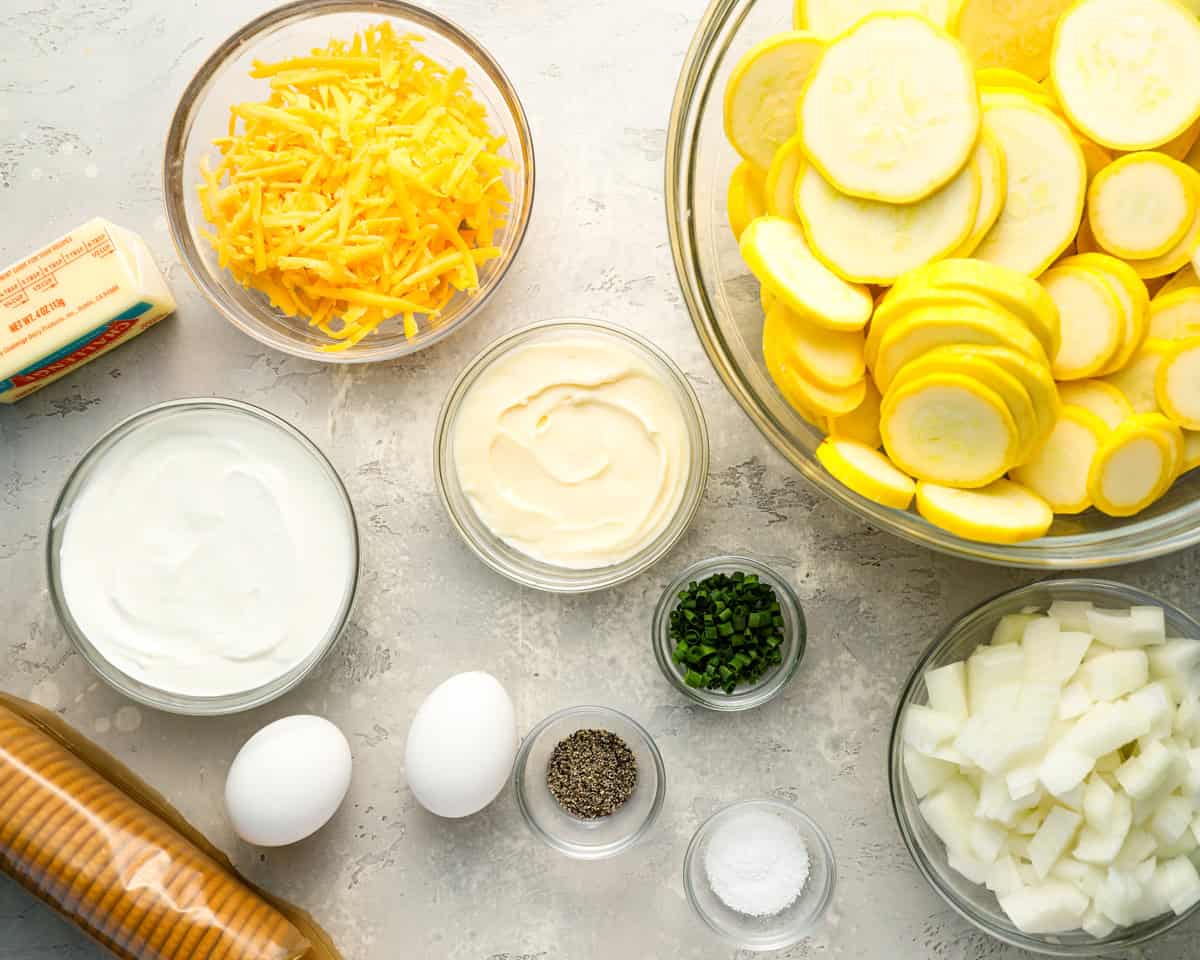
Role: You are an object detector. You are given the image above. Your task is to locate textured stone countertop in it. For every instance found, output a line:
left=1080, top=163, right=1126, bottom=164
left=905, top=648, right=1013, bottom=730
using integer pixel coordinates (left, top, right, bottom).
left=2, top=1, right=1199, bottom=958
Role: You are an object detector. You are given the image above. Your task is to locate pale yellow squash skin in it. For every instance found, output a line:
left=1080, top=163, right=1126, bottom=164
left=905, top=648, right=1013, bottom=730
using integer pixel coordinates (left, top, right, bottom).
left=727, top=161, right=767, bottom=241
left=817, top=438, right=915, bottom=510
left=916, top=479, right=1054, bottom=544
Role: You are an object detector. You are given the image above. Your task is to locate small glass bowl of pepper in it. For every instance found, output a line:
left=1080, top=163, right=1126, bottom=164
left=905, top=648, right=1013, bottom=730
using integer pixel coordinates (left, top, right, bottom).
left=652, top=555, right=806, bottom=712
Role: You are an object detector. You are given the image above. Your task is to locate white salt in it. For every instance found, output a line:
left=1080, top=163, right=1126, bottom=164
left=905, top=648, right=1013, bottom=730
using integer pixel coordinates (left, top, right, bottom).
left=704, top=808, right=811, bottom=917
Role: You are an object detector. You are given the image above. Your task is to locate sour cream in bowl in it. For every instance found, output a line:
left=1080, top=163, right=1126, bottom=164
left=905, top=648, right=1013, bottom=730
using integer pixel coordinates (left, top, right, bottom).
left=47, top=399, right=358, bottom=715
left=435, top=320, right=709, bottom=592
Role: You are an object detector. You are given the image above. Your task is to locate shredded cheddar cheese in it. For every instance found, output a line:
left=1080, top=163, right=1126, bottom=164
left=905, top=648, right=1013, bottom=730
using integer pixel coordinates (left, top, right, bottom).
left=197, top=21, right=512, bottom=350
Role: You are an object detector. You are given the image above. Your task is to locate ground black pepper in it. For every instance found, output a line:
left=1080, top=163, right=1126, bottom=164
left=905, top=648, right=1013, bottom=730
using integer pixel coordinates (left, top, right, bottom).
left=546, top=728, right=638, bottom=819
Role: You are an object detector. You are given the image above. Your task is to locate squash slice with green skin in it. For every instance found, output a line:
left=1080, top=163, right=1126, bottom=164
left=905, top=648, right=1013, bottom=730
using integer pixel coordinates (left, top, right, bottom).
left=881, top=372, right=1021, bottom=487
left=817, top=438, right=916, bottom=510
left=798, top=13, right=979, bottom=204
left=724, top=32, right=825, bottom=171
left=916, top=479, right=1054, bottom=544
left=1011, top=406, right=1109, bottom=514
left=1051, top=0, right=1200, bottom=152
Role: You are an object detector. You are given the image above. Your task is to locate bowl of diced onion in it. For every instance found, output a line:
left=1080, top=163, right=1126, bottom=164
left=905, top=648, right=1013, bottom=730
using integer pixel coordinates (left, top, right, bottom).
left=164, top=0, right=534, bottom=361
left=889, top=578, right=1200, bottom=955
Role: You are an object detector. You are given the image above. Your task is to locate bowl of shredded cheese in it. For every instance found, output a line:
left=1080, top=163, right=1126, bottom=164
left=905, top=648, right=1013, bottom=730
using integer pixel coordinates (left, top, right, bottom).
left=164, top=0, right=534, bottom=361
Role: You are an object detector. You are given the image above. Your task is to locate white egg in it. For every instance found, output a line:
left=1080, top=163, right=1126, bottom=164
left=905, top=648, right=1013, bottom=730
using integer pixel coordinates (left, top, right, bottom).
left=224, top=715, right=352, bottom=846
left=405, top=671, right=517, bottom=818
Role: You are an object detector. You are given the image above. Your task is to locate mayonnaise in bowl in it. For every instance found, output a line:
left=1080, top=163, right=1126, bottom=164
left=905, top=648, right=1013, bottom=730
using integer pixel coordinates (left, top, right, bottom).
left=437, top=320, right=709, bottom=592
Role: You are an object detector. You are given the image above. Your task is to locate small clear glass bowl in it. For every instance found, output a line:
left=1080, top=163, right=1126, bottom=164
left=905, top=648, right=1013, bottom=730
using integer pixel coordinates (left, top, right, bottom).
left=684, top=799, right=837, bottom=951
left=46, top=398, right=359, bottom=716
left=434, top=318, right=710, bottom=593
left=652, top=555, right=806, bottom=711
left=512, top=705, right=666, bottom=860
left=164, top=0, right=534, bottom=362
left=890, top=578, right=1200, bottom=955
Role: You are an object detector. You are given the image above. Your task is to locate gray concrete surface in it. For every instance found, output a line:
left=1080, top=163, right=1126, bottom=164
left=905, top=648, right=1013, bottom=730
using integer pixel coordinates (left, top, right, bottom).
left=2, top=1, right=1199, bottom=958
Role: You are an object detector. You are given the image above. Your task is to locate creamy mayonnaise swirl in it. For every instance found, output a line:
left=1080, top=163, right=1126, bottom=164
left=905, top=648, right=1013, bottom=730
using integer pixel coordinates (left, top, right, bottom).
left=453, top=333, right=691, bottom=569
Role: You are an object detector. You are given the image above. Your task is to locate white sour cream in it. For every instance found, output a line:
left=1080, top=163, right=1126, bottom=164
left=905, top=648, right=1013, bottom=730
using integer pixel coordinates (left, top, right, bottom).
left=58, top=406, right=355, bottom=697
left=453, top=331, right=692, bottom=568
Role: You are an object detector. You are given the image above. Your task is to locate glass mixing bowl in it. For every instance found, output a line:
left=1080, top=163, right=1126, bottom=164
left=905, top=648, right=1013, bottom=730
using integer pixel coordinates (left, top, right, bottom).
left=889, top=578, right=1200, bottom=955
left=664, top=0, right=1200, bottom=567
left=164, top=0, right=534, bottom=362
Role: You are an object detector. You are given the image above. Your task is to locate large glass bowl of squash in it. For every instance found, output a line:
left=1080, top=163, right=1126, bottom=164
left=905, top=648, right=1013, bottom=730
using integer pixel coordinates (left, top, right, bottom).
left=665, top=0, right=1200, bottom=568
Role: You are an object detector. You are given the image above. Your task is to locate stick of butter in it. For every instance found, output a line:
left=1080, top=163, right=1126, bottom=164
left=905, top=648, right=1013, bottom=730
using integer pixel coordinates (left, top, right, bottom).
left=0, top=218, right=175, bottom=403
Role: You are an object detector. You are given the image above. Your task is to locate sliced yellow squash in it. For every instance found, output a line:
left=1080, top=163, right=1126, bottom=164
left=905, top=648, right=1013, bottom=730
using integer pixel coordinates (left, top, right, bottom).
left=1051, top=0, right=1200, bottom=152
left=1088, top=153, right=1197, bottom=260
left=817, top=437, right=916, bottom=510
left=873, top=304, right=1048, bottom=393
left=764, top=301, right=866, bottom=389
left=1103, top=341, right=1174, bottom=413
left=887, top=347, right=1040, bottom=461
left=952, top=128, right=1008, bottom=258
left=827, top=378, right=883, bottom=448
left=762, top=321, right=839, bottom=426
left=1184, top=430, right=1200, bottom=472
left=765, top=134, right=806, bottom=220
left=972, top=97, right=1086, bottom=276
left=1158, top=118, right=1200, bottom=163
left=740, top=217, right=874, bottom=330
left=798, top=13, right=979, bottom=203
left=1057, top=379, right=1135, bottom=429
left=728, top=161, right=767, bottom=240
left=1011, top=406, right=1110, bottom=513
left=1075, top=136, right=1113, bottom=185
left=881, top=372, right=1020, bottom=487
left=795, top=0, right=956, bottom=36
left=1155, top=265, right=1200, bottom=300
left=916, top=478, right=1054, bottom=543
left=1040, top=264, right=1124, bottom=379
left=1087, top=413, right=1179, bottom=516
left=976, top=67, right=1048, bottom=97
left=951, top=0, right=1074, bottom=81
left=1058, top=253, right=1150, bottom=376
left=955, top=344, right=1062, bottom=446
left=795, top=147, right=980, bottom=284
left=725, top=32, right=826, bottom=170
left=1150, top=287, right=1200, bottom=341
left=1157, top=338, right=1200, bottom=430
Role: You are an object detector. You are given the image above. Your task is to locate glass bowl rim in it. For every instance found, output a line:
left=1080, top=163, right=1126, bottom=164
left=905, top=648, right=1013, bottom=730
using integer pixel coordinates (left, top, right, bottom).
left=663, top=0, right=1200, bottom=569
left=45, top=396, right=360, bottom=716
left=433, top=317, right=711, bottom=593
left=682, top=797, right=838, bottom=951
left=887, top=576, right=1200, bottom=955
left=162, top=0, right=536, bottom=364
left=511, top=704, right=667, bottom=860
left=651, top=554, right=806, bottom=711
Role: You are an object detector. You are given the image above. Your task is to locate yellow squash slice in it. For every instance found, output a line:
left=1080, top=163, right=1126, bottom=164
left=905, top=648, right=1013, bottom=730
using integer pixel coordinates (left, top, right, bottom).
left=728, top=161, right=767, bottom=240
left=816, top=438, right=916, bottom=510
left=795, top=0, right=956, bottom=36
left=1011, top=406, right=1110, bottom=513
left=725, top=32, right=826, bottom=170
left=1075, top=136, right=1113, bottom=185
left=1058, top=253, right=1150, bottom=376
left=1087, top=414, right=1179, bottom=516
left=873, top=305, right=1048, bottom=394
left=1157, top=338, right=1200, bottom=430
left=1158, top=118, right=1200, bottom=163
left=1155, top=265, right=1200, bottom=301
left=976, top=68, right=1048, bottom=98
left=1150, top=287, right=1200, bottom=340
left=1103, top=341, right=1174, bottom=413
left=1088, top=153, right=1197, bottom=260
left=827, top=378, right=883, bottom=448
left=1040, top=264, right=1123, bottom=379
left=1057, top=380, right=1134, bottom=429
left=1184, top=430, right=1200, bottom=472
left=955, top=344, right=1062, bottom=446
left=952, top=129, right=1008, bottom=258
left=740, top=217, right=874, bottom=330
left=795, top=147, right=981, bottom=284
left=1051, top=0, right=1200, bottom=152
left=887, top=346, right=1040, bottom=461
left=764, top=302, right=866, bottom=389
left=916, top=479, right=1054, bottom=544
left=762, top=321, right=841, bottom=425
left=972, top=98, right=1086, bottom=276
left=881, top=372, right=1020, bottom=487
left=798, top=13, right=979, bottom=203
left=951, top=0, right=1074, bottom=80
left=765, top=134, right=806, bottom=220
left=1127, top=199, right=1200, bottom=280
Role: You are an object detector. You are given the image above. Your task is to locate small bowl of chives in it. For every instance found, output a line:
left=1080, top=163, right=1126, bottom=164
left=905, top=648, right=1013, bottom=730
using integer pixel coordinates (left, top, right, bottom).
left=651, top=555, right=806, bottom=712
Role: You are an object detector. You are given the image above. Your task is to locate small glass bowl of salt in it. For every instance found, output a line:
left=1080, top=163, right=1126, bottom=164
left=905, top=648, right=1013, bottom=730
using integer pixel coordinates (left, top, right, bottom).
left=683, top=799, right=837, bottom=951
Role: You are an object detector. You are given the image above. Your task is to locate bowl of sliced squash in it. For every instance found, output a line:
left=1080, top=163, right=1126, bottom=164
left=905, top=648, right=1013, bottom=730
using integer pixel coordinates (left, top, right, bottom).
left=665, top=0, right=1200, bottom=567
